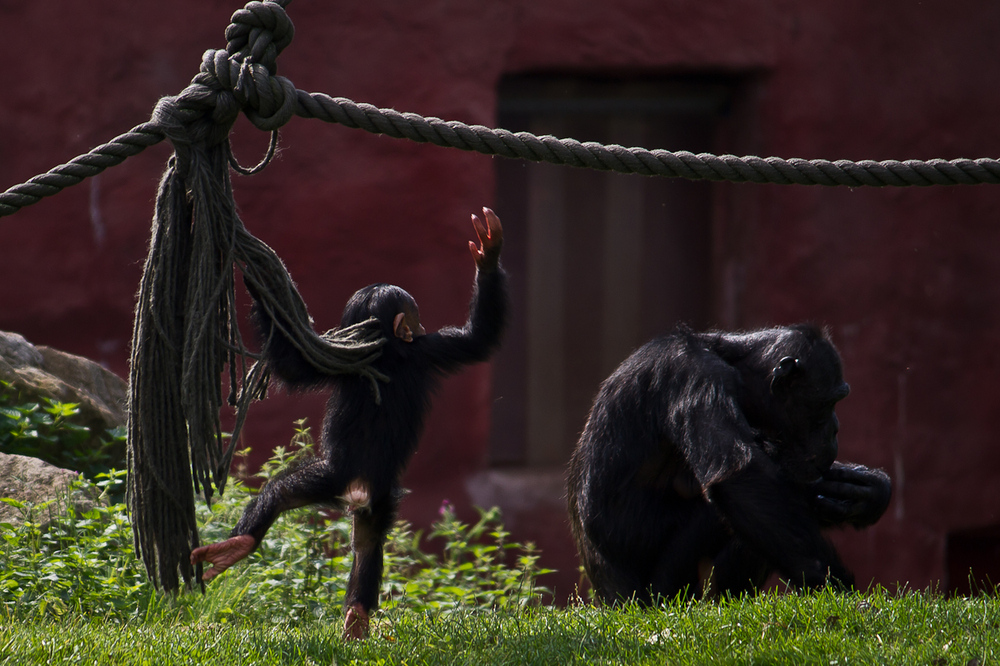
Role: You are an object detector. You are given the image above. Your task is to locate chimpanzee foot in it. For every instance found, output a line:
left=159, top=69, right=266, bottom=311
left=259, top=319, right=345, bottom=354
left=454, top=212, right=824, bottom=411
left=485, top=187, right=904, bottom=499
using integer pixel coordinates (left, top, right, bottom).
left=189, top=534, right=256, bottom=583
left=343, top=603, right=370, bottom=640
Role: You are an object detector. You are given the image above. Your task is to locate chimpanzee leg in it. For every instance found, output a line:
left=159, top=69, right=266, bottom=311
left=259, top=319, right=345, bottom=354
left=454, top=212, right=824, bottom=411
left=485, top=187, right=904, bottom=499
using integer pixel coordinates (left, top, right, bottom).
left=576, top=503, right=661, bottom=605
left=709, top=538, right=771, bottom=597
left=343, top=491, right=398, bottom=640
left=647, top=502, right=730, bottom=601
left=581, top=543, right=649, bottom=605
left=233, top=458, right=351, bottom=542
left=192, top=458, right=351, bottom=582
left=708, top=459, right=854, bottom=590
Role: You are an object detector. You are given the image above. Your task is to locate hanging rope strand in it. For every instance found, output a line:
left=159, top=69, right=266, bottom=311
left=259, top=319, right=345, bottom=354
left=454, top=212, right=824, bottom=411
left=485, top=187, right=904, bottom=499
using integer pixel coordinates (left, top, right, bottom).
left=124, top=0, right=389, bottom=593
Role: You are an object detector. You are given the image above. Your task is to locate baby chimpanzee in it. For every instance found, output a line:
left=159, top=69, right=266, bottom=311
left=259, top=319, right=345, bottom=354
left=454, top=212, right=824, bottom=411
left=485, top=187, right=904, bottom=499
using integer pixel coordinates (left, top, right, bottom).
left=192, top=208, right=506, bottom=639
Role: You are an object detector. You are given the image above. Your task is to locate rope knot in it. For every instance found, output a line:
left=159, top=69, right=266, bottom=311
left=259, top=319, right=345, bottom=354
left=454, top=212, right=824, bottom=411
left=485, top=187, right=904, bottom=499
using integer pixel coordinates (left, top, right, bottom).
left=149, top=0, right=296, bottom=155
left=225, top=1, right=295, bottom=76
left=217, top=0, right=297, bottom=131
left=198, top=48, right=296, bottom=133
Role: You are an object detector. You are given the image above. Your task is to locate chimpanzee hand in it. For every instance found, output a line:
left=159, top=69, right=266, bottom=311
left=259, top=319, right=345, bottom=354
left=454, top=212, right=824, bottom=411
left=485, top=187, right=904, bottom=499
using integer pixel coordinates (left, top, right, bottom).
left=469, top=207, right=503, bottom=271
left=809, top=462, right=891, bottom=529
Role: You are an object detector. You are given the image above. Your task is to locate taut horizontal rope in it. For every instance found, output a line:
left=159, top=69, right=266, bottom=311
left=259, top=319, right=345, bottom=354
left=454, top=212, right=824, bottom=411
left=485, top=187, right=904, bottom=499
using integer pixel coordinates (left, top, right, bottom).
left=3, top=89, right=1000, bottom=222
left=0, top=123, right=165, bottom=217
left=292, top=93, right=1000, bottom=187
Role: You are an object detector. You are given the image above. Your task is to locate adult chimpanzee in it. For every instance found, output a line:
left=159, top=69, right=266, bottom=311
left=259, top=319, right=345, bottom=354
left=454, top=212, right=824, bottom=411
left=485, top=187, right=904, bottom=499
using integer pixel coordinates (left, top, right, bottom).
left=567, top=324, right=891, bottom=604
left=191, top=208, right=506, bottom=639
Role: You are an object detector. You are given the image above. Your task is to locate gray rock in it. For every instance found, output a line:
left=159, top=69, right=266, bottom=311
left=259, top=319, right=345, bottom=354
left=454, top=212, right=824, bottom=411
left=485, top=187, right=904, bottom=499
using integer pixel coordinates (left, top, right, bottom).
left=0, top=331, right=44, bottom=368
left=0, top=452, right=100, bottom=525
left=0, top=330, right=128, bottom=463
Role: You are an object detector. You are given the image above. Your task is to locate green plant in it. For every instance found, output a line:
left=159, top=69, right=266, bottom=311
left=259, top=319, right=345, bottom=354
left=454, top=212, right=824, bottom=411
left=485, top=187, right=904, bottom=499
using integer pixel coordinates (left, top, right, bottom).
left=0, top=469, right=152, bottom=618
left=0, top=420, right=553, bottom=624
left=0, top=381, right=125, bottom=479
left=198, top=420, right=554, bottom=622
left=381, top=504, right=551, bottom=612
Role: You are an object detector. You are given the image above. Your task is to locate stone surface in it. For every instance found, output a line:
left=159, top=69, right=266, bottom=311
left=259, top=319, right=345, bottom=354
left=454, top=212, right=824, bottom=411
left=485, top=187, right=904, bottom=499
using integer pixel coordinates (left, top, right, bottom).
left=0, top=331, right=44, bottom=368
left=0, top=452, right=99, bottom=525
left=0, top=330, right=128, bottom=463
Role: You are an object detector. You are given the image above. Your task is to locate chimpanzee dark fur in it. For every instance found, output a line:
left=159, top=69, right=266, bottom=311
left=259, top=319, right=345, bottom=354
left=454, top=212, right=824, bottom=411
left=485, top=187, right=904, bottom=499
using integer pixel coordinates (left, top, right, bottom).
left=235, top=268, right=507, bottom=615
left=567, top=324, right=891, bottom=604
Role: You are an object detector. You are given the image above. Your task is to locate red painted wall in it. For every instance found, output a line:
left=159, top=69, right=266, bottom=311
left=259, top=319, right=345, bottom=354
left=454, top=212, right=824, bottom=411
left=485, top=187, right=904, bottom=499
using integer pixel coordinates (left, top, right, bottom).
left=2, top=0, right=999, bottom=601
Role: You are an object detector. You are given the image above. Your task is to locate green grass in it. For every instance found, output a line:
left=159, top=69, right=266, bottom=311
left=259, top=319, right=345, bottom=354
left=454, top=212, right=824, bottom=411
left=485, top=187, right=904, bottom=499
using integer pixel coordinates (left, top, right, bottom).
left=0, top=590, right=996, bottom=665
left=2, top=478, right=995, bottom=666
left=1, top=407, right=996, bottom=665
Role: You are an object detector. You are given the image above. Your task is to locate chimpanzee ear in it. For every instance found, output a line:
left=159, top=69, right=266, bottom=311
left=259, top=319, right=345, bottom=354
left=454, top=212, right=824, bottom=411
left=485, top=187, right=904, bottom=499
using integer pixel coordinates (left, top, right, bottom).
left=393, top=312, right=412, bottom=341
left=770, top=356, right=800, bottom=392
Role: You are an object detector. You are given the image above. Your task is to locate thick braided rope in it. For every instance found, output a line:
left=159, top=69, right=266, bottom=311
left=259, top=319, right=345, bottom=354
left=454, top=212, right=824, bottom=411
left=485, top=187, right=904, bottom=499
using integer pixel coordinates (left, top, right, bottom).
left=3, top=5, right=1000, bottom=224
left=123, top=0, right=388, bottom=593
left=0, top=124, right=164, bottom=217
left=4, top=99, right=999, bottom=220
left=291, top=94, right=1000, bottom=187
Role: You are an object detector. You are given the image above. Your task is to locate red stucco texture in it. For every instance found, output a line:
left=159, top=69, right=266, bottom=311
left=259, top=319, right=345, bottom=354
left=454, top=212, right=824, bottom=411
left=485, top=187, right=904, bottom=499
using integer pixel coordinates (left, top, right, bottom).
left=2, top=1, right=999, bottom=602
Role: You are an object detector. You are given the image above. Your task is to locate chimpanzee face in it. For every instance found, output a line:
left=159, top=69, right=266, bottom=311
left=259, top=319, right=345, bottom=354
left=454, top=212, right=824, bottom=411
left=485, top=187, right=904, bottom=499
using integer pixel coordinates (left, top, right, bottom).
left=764, top=334, right=850, bottom=483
